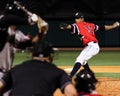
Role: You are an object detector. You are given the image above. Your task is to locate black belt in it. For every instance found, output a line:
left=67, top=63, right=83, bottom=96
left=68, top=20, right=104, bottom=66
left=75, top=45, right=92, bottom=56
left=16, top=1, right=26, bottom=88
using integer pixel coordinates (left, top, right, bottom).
left=86, top=41, right=97, bottom=46
left=93, top=41, right=97, bottom=43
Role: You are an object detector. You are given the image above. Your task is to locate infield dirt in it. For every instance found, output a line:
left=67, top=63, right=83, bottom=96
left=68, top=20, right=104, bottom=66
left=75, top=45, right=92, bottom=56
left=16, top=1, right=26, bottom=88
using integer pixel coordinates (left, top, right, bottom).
left=53, top=66, right=120, bottom=96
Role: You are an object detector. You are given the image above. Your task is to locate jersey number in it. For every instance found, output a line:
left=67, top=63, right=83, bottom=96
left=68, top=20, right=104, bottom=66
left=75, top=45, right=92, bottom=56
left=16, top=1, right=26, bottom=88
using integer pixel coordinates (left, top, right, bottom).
left=84, top=26, right=94, bottom=35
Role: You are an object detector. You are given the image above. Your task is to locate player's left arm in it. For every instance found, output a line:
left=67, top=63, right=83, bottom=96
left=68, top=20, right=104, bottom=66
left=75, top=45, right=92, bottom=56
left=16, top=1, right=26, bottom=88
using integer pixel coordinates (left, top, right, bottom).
left=104, top=21, right=119, bottom=30
left=96, top=22, right=119, bottom=32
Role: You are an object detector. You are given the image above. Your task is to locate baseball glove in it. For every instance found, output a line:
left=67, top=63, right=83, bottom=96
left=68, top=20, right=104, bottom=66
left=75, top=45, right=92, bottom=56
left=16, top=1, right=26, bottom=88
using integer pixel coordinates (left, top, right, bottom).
left=59, top=23, right=68, bottom=30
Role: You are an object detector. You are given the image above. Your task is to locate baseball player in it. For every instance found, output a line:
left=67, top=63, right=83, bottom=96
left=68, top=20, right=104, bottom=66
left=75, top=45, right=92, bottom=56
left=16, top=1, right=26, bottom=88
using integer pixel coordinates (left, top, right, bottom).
left=0, top=1, right=48, bottom=95
left=0, top=4, right=38, bottom=51
left=60, top=12, right=120, bottom=78
left=0, top=25, right=31, bottom=72
left=0, top=0, right=48, bottom=74
left=0, top=0, right=49, bottom=71
left=0, top=0, right=38, bottom=69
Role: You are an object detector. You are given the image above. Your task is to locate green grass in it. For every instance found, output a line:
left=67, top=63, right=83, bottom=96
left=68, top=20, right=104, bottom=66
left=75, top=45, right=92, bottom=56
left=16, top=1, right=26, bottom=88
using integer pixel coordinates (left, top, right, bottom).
left=53, top=50, right=120, bottom=66
left=89, top=50, right=120, bottom=66
left=13, top=50, right=120, bottom=78
left=53, top=50, right=78, bottom=66
left=96, top=73, right=120, bottom=79
left=14, top=50, right=120, bottom=66
left=13, top=51, right=31, bottom=66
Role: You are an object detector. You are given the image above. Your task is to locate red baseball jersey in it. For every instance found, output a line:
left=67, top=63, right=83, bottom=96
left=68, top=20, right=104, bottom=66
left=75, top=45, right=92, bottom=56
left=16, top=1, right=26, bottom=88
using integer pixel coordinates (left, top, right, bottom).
left=71, top=22, right=99, bottom=46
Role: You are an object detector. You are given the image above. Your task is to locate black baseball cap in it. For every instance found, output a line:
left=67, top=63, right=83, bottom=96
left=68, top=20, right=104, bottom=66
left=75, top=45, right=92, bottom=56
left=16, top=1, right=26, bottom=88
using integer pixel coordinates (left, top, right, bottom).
left=32, top=41, right=54, bottom=57
left=75, top=12, right=84, bottom=19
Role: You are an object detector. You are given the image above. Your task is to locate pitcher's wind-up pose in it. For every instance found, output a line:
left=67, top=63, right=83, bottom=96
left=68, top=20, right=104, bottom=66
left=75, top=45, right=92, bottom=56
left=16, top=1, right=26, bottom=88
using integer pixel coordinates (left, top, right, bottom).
left=60, top=12, right=120, bottom=78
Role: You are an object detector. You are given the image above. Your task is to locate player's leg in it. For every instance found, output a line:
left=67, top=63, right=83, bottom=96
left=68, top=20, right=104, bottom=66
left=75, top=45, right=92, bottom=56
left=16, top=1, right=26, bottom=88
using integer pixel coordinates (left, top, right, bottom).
left=69, top=62, right=81, bottom=78
left=69, top=42, right=100, bottom=78
left=83, top=62, right=91, bottom=71
left=83, top=42, right=100, bottom=71
left=69, top=46, right=89, bottom=78
left=83, top=62, right=96, bottom=78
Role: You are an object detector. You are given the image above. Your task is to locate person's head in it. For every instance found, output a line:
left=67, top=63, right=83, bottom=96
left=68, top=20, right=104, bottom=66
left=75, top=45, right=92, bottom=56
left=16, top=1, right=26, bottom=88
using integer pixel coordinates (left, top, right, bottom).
left=32, top=41, right=54, bottom=63
left=5, top=1, right=27, bottom=17
left=74, top=12, right=84, bottom=23
left=75, top=69, right=98, bottom=93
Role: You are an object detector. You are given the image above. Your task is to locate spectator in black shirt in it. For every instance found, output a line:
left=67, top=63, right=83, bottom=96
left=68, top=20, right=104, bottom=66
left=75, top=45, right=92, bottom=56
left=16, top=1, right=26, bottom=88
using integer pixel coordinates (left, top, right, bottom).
left=0, top=41, right=77, bottom=96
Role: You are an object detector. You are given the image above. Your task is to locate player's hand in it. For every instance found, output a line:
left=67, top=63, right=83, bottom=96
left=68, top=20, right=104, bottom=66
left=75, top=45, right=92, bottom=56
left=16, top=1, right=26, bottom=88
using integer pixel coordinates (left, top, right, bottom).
left=113, top=22, right=120, bottom=28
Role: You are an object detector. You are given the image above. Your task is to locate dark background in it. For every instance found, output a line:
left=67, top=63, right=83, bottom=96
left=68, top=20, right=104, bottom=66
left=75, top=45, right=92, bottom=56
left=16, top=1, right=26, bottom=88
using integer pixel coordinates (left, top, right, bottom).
left=0, top=0, right=120, bottom=47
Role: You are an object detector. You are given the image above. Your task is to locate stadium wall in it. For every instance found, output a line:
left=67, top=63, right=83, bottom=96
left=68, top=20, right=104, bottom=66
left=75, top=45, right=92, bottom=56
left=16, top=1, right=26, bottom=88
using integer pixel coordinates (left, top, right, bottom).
left=20, top=19, right=120, bottom=47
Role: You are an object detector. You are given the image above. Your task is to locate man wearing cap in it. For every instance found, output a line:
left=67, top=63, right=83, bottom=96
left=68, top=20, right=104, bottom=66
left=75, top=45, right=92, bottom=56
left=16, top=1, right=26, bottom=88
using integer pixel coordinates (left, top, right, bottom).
left=0, top=41, right=77, bottom=96
left=60, top=12, right=120, bottom=78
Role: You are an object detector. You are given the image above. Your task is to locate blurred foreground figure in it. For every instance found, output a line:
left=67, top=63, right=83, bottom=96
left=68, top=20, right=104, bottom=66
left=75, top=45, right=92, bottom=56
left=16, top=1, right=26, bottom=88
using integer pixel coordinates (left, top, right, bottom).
left=0, top=1, right=48, bottom=95
left=0, top=0, right=48, bottom=74
left=0, top=41, right=77, bottom=96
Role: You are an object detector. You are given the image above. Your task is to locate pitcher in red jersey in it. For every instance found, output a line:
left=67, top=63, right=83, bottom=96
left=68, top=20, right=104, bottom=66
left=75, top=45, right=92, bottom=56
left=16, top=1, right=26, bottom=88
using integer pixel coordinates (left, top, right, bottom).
left=60, top=12, right=120, bottom=78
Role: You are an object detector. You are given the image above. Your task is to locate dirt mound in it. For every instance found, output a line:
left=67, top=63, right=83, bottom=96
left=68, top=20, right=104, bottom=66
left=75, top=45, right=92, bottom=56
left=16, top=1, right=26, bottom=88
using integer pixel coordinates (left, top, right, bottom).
left=54, top=77, right=120, bottom=96
left=96, top=77, right=120, bottom=96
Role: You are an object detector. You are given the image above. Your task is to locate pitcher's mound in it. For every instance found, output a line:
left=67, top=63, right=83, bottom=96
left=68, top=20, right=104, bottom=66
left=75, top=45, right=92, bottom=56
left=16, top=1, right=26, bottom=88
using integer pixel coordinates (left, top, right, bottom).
left=96, top=77, right=120, bottom=96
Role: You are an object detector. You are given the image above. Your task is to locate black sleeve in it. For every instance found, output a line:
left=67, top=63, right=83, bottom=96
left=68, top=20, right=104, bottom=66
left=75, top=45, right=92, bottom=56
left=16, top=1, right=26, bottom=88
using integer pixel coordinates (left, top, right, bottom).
left=60, top=71, right=72, bottom=93
left=0, top=15, right=29, bottom=27
left=71, top=24, right=79, bottom=34
left=98, top=25, right=105, bottom=31
left=70, top=24, right=74, bottom=32
left=15, top=39, right=33, bottom=49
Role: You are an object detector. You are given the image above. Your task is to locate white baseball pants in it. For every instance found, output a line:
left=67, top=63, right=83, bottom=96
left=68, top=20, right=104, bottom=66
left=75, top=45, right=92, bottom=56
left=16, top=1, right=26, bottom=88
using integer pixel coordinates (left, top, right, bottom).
left=75, top=42, right=100, bottom=65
